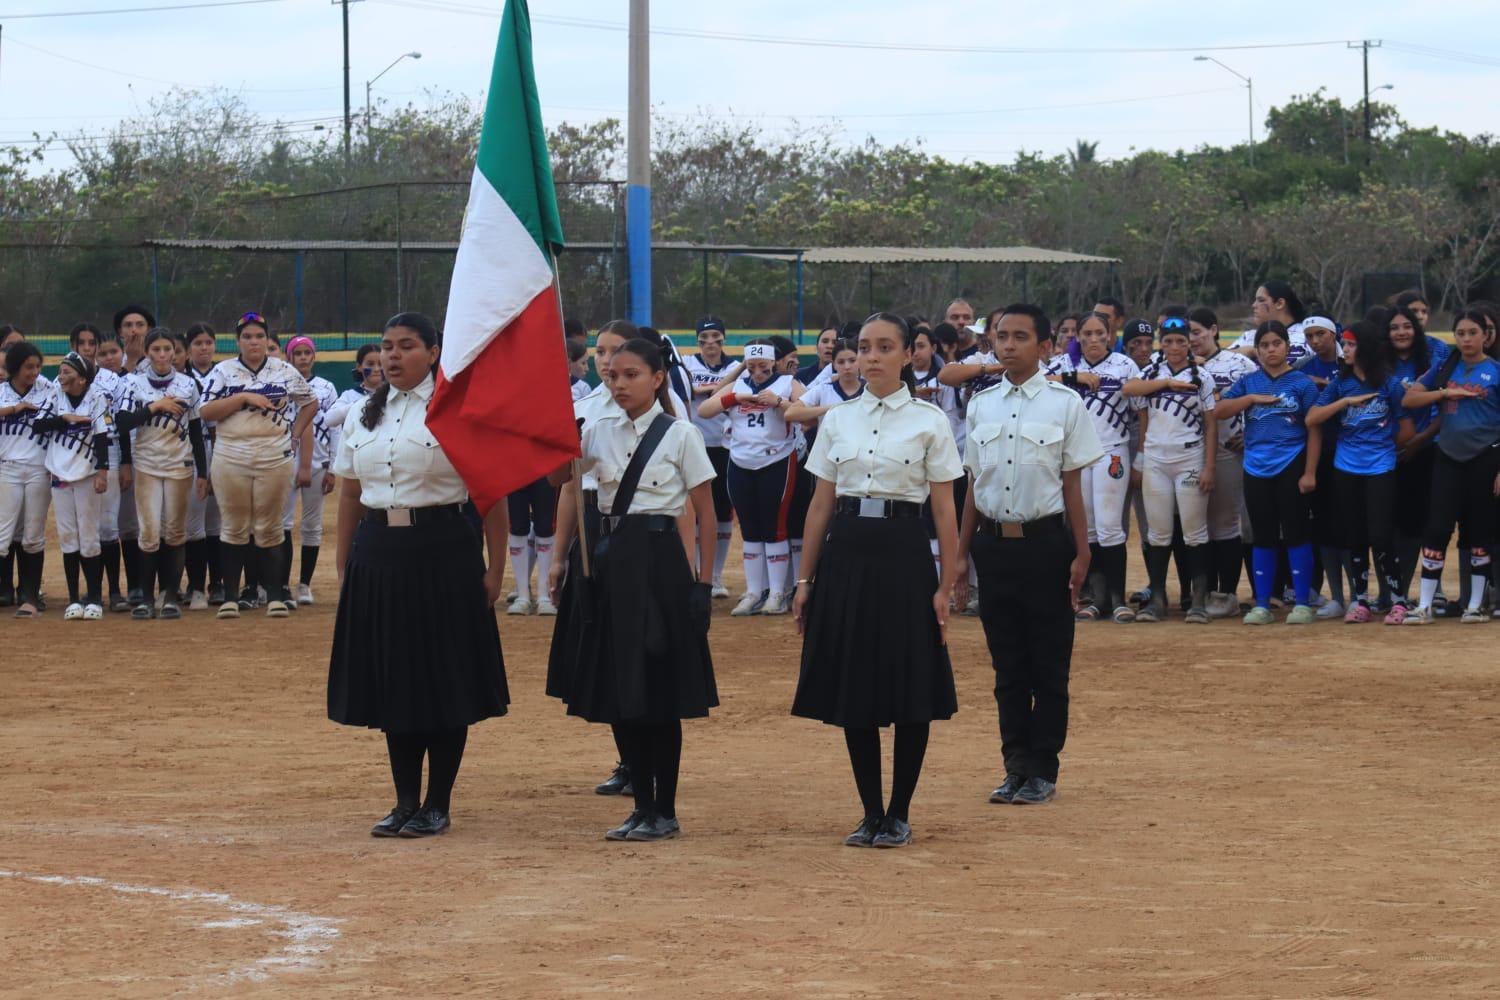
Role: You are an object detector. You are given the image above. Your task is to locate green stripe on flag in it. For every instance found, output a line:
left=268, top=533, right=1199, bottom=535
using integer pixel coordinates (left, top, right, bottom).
left=476, top=0, right=565, bottom=259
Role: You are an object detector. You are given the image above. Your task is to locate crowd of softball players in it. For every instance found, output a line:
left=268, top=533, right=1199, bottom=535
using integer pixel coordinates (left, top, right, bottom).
left=4, top=284, right=1500, bottom=632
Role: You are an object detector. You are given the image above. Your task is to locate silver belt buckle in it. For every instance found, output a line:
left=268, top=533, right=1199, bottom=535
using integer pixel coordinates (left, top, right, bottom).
left=857, top=497, right=886, bottom=518
left=386, top=507, right=413, bottom=527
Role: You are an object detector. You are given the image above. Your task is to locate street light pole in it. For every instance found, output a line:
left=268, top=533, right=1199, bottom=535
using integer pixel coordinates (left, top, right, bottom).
left=366, top=51, right=422, bottom=133
left=1195, top=55, right=1254, bottom=167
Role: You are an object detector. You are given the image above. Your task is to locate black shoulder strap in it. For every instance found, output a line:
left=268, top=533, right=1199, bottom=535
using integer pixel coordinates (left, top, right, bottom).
left=610, top=413, right=674, bottom=517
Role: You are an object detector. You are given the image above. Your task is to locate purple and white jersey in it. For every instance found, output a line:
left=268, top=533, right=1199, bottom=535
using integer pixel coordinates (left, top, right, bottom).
left=1072, top=352, right=1142, bottom=449
left=1132, top=360, right=1218, bottom=461
left=0, top=376, right=55, bottom=464
left=45, top=382, right=111, bottom=482
left=120, top=369, right=202, bottom=478
left=1199, top=348, right=1259, bottom=458
left=201, top=356, right=314, bottom=470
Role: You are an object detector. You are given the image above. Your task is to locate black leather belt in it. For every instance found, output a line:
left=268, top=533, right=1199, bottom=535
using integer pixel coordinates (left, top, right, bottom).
left=978, top=512, right=1066, bottom=539
left=835, top=497, right=922, bottom=519
left=365, top=502, right=467, bottom=527
left=600, top=513, right=677, bottom=535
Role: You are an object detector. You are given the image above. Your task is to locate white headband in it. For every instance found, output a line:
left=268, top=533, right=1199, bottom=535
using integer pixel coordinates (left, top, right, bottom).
left=744, top=344, right=775, bottom=361
left=1302, top=316, right=1335, bottom=333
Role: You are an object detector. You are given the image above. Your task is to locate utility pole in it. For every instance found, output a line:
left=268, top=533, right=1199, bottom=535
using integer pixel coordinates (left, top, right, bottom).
left=1348, top=39, right=1383, bottom=161
left=626, top=0, right=651, bottom=325
left=1193, top=55, right=1253, bottom=166
left=341, top=0, right=352, bottom=165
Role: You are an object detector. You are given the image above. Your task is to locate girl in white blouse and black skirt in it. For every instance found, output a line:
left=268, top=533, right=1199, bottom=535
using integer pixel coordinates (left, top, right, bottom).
left=565, top=337, right=719, bottom=843
left=326, top=313, right=509, bottom=839
left=791, top=313, right=964, bottom=849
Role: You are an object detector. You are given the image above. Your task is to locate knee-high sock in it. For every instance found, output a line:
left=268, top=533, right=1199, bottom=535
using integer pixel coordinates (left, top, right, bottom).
left=385, top=732, right=426, bottom=809
left=18, top=549, right=44, bottom=606
left=100, top=539, right=121, bottom=597
left=81, top=554, right=103, bottom=606
left=185, top=538, right=208, bottom=594
left=742, top=541, right=768, bottom=595
left=789, top=537, right=803, bottom=584
left=220, top=542, right=246, bottom=601
left=1145, top=544, right=1171, bottom=594
left=137, top=547, right=159, bottom=603
left=1214, top=537, right=1243, bottom=597
left=121, top=538, right=141, bottom=592
left=259, top=542, right=288, bottom=603
left=1288, top=542, right=1314, bottom=605
left=63, top=551, right=82, bottom=605
left=0, top=542, right=14, bottom=595
left=1319, top=546, right=1347, bottom=605
left=929, top=537, right=942, bottom=574
left=650, top=721, right=683, bottom=819
left=1100, top=543, right=1128, bottom=608
left=299, top=544, right=320, bottom=586
left=1242, top=543, right=1255, bottom=598
left=279, top=536, right=293, bottom=590
left=887, top=723, right=931, bottom=822
left=1374, top=546, right=1403, bottom=607
left=159, top=544, right=186, bottom=601
left=844, top=727, right=884, bottom=821
left=422, top=726, right=468, bottom=814
left=242, top=539, right=261, bottom=593
left=712, top=523, right=732, bottom=584
left=1171, top=526, right=1190, bottom=603
left=766, top=540, right=792, bottom=594
left=1252, top=546, right=1278, bottom=609
left=532, top=536, right=554, bottom=602
left=507, top=533, right=532, bottom=602
left=204, top=535, right=223, bottom=588
left=1419, top=549, right=1444, bottom=610
left=1468, top=549, right=1491, bottom=611
left=1348, top=548, right=1371, bottom=603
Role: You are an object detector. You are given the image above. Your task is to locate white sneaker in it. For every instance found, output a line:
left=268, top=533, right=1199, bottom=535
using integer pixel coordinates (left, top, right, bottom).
left=730, top=591, right=764, bottom=616
left=1308, top=592, right=1328, bottom=608
left=1316, top=599, right=1345, bottom=620
left=257, top=585, right=268, bottom=605
left=1403, top=605, right=1436, bottom=626
left=83, top=603, right=104, bottom=620
left=710, top=581, right=730, bottom=599
left=297, top=582, right=314, bottom=606
left=761, top=590, right=791, bottom=615
left=1205, top=592, right=1236, bottom=619
left=63, top=602, right=84, bottom=621
left=505, top=589, right=518, bottom=603
left=188, top=590, right=209, bottom=611
left=507, top=596, right=534, bottom=616
left=536, top=597, right=558, bottom=616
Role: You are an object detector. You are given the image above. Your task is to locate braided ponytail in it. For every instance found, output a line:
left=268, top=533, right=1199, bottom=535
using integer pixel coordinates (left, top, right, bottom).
left=361, top=311, right=438, bottom=430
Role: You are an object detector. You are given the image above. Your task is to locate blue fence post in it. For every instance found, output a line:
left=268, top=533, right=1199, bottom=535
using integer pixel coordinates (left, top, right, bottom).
left=295, top=251, right=305, bottom=335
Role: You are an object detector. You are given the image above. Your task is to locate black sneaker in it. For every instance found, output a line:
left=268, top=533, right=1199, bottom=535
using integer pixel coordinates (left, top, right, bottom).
left=625, top=812, right=681, bottom=841
left=237, top=587, right=258, bottom=611
left=594, top=762, right=631, bottom=795
left=843, top=816, right=882, bottom=847
left=872, top=815, right=912, bottom=848
left=1013, top=777, right=1057, bottom=804
left=208, top=583, right=226, bottom=606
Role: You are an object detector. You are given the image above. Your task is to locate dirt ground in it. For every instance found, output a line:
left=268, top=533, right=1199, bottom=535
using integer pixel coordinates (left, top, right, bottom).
left=2, top=511, right=1498, bottom=999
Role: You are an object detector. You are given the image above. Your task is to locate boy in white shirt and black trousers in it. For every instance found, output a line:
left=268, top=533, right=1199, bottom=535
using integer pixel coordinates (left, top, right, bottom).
left=957, top=304, right=1103, bottom=806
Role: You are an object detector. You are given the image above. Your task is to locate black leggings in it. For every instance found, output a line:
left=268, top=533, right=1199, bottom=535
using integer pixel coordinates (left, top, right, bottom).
left=384, top=727, right=469, bottom=813
left=1334, top=469, right=1400, bottom=604
left=844, top=724, right=931, bottom=823
left=614, top=721, right=684, bottom=819
left=706, top=446, right=733, bottom=522
left=506, top=477, right=558, bottom=536
left=1243, top=451, right=1310, bottom=546
left=1424, top=447, right=1500, bottom=552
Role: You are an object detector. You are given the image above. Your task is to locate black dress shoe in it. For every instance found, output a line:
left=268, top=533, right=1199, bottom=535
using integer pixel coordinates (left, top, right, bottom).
left=1013, top=777, right=1057, bottom=804
left=594, top=762, right=631, bottom=795
left=371, top=804, right=418, bottom=838
left=989, top=773, right=1026, bottom=804
left=398, top=806, right=451, bottom=837
left=843, top=816, right=882, bottom=847
left=626, top=812, right=681, bottom=841
left=604, top=810, right=646, bottom=841
left=872, top=815, right=912, bottom=848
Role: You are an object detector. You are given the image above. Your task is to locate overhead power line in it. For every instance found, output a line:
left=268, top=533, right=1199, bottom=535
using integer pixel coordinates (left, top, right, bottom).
left=0, top=0, right=285, bottom=18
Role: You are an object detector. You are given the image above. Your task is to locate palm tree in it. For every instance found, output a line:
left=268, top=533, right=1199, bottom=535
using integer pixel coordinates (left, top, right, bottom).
left=1068, top=139, right=1099, bottom=169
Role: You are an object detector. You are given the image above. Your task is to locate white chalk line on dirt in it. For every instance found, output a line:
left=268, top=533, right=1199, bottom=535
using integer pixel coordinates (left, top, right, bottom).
left=0, top=868, right=342, bottom=984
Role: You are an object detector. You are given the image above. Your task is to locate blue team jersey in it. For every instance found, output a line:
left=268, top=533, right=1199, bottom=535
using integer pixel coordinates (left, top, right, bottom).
left=1222, top=369, right=1321, bottom=477
left=1316, top=374, right=1409, bottom=475
left=1418, top=355, right=1500, bottom=461
left=1297, top=355, right=1340, bottom=383
left=1393, top=337, right=1451, bottom=433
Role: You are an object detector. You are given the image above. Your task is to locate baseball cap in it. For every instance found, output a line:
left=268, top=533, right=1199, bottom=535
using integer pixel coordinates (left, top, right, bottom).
left=1123, top=318, right=1156, bottom=342
left=695, top=316, right=727, bottom=335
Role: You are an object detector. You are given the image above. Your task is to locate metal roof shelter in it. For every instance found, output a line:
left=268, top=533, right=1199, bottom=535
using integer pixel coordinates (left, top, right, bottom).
left=138, top=239, right=1118, bottom=342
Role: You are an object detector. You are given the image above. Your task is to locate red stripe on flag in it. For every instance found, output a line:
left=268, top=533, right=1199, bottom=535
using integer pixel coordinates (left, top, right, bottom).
left=428, top=287, right=578, bottom=517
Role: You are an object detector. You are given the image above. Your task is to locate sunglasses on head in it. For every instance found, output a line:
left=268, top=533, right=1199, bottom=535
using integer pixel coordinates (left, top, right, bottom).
left=1160, top=317, right=1189, bottom=331
left=238, top=312, right=266, bottom=325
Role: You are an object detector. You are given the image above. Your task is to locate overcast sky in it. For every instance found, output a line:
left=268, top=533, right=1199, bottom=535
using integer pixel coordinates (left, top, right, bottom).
left=2, top=0, right=1499, bottom=173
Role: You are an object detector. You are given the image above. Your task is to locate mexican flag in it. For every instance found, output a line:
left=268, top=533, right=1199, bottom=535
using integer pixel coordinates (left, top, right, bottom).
left=429, top=0, right=575, bottom=516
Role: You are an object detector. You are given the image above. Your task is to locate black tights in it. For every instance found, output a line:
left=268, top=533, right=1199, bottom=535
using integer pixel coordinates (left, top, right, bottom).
left=613, top=721, right=683, bottom=819
left=844, top=723, right=931, bottom=823
left=384, top=727, right=469, bottom=813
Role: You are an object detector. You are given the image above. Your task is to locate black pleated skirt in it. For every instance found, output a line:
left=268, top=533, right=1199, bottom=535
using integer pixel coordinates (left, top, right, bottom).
left=328, top=515, right=508, bottom=733
left=565, top=516, right=718, bottom=724
left=545, top=494, right=601, bottom=703
left=792, top=513, right=957, bottom=727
